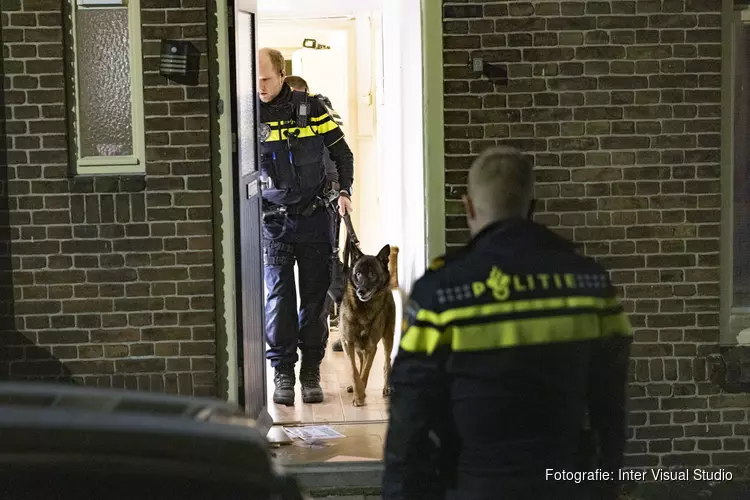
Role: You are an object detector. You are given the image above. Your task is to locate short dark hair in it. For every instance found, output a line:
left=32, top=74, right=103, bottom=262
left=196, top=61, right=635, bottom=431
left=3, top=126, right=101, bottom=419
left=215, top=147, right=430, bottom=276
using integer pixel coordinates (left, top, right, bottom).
left=468, top=146, right=534, bottom=219
left=284, top=75, right=308, bottom=92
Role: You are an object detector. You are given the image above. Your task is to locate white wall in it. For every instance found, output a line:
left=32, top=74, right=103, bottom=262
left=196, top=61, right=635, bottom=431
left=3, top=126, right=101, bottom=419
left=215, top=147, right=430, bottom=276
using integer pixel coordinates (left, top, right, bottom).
left=258, top=0, right=381, bottom=18
left=290, top=31, right=351, bottom=127
left=379, top=0, right=426, bottom=293
left=350, top=15, right=381, bottom=257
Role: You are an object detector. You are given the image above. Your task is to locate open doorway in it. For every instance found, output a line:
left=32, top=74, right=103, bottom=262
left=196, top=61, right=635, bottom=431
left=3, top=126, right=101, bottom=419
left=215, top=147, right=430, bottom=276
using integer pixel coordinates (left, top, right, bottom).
left=216, top=0, right=443, bottom=468
left=254, top=0, right=427, bottom=430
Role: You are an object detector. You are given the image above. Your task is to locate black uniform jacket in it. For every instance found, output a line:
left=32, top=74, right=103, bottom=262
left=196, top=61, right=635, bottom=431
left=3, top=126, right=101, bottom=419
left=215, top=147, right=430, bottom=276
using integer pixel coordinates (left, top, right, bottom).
left=259, top=83, right=353, bottom=209
left=382, top=218, right=632, bottom=500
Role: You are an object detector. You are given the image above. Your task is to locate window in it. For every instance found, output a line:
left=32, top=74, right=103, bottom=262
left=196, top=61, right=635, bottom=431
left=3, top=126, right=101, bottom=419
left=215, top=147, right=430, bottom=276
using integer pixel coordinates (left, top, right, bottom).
left=725, top=5, right=750, bottom=343
left=69, top=0, right=144, bottom=175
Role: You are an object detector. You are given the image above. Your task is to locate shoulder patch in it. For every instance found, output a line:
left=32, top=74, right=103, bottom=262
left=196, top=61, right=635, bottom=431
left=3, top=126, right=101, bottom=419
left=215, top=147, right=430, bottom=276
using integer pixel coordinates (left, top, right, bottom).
left=428, top=255, right=445, bottom=271
left=259, top=123, right=271, bottom=143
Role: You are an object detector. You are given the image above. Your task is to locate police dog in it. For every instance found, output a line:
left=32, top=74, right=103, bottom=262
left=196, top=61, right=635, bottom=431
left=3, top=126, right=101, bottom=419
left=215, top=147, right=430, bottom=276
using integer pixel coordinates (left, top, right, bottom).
left=340, top=244, right=399, bottom=407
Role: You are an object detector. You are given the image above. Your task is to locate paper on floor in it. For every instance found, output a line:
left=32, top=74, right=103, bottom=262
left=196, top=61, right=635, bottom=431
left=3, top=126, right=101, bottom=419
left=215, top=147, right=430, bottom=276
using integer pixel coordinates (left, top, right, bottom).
left=282, top=425, right=346, bottom=441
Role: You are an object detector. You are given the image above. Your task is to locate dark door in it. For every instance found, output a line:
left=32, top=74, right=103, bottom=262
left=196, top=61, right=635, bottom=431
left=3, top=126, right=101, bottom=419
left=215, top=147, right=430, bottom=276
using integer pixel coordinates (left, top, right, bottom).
left=228, top=0, right=269, bottom=429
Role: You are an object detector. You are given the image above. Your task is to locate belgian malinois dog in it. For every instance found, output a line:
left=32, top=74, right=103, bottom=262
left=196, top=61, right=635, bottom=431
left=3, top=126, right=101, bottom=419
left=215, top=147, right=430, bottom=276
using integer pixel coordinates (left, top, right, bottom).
left=339, top=243, right=399, bottom=407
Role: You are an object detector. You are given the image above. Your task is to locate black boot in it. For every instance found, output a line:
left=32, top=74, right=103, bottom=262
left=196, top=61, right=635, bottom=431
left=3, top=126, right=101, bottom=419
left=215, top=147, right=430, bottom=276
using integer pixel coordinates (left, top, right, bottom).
left=332, top=339, right=343, bottom=352
left=273, top=364, right=295, bottom=406
left=299, top=358, right=324, bottom=404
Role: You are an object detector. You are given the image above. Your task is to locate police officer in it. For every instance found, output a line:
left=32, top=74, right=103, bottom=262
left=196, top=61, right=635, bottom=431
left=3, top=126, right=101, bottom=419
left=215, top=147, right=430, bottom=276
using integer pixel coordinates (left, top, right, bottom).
left=382, top=146, right=632, bottom=500
left=257, top=48, right=354, bottom=407
left=285, top=75, right=346, bottom=353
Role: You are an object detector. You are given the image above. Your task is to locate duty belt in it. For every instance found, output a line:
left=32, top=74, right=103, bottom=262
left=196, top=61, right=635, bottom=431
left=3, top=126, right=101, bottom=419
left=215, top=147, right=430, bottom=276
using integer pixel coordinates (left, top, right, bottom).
left=262, top=188, right=339, bottom=223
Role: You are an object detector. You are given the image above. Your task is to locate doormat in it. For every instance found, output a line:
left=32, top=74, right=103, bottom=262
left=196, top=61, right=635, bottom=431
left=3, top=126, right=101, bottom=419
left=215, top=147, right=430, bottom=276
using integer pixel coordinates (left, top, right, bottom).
left=282, top=425, right=345, bottom=441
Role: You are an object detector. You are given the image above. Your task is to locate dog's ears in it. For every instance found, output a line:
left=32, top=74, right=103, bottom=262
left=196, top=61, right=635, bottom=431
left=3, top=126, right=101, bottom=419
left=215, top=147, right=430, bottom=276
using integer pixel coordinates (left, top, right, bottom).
left=350, top=244, right=364, bottom=263
left=376, top=244, right=391, bottom=267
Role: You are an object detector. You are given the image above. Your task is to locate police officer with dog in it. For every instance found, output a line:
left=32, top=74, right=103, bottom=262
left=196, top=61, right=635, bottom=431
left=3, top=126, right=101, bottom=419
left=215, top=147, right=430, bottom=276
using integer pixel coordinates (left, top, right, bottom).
left=383, top=146, right=632, bottom=500
left=285, top=75, right=347, bottom=353
left=257, top=48, right=354, bottom=407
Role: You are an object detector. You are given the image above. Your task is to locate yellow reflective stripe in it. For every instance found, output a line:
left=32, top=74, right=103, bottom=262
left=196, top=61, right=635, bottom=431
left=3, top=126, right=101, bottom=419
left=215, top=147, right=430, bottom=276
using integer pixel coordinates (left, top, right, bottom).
left=264, top=125, right=319, bottom=143
left=400, top=312, right=631, bottom=354
left=314, top=119, right=338, bottom=134
left=600, top=311, right=633, bottom=337
left=416, top=295, right=619, bottom=327
left=262, top=115, right=338, bottom=140
left=451, top=314, right=601, bottom=352
left=322, top=105, right=344, bottom=126
left=399, top=325, right=446, bottom=355
left=310, top=114, right=329, bottom=123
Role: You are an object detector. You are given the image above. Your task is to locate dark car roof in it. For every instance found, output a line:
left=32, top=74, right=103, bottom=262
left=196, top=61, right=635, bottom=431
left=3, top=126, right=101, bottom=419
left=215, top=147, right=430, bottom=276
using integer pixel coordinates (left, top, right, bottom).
left=0, top=382, right=271, bottom=477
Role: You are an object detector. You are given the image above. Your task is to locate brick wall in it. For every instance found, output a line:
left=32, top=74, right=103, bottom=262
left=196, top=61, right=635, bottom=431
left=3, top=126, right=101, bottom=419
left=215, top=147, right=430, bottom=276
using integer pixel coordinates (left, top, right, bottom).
left=1, top=0, right=217, bottom=396
left=443, top=1, right=750, bottom=475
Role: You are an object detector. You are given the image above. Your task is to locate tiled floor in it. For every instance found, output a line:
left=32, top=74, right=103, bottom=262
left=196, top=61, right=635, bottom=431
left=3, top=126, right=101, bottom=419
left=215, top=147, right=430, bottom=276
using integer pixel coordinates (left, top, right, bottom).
left=266, top=327, right=391, bottom=425
left=269, top=422, right=387, bottom=465
left=265, top=325, right=392, bottom=467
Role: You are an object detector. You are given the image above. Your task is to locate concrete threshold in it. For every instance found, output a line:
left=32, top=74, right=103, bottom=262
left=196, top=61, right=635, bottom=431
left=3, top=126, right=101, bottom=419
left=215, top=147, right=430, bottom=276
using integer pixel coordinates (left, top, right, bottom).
left=279, top=460, right=383, bottom=494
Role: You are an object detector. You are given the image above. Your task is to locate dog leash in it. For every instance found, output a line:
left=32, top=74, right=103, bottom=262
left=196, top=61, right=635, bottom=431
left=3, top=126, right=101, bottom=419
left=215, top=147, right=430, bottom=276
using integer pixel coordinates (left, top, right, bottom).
left=341, top=213, right=360, bottom=277
left=341, top=212, right=360, bottom=249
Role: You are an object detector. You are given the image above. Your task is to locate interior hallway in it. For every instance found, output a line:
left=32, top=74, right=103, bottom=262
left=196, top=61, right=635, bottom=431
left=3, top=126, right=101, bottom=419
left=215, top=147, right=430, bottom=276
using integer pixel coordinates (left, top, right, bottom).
left=266, top=323, right=391, bottom=425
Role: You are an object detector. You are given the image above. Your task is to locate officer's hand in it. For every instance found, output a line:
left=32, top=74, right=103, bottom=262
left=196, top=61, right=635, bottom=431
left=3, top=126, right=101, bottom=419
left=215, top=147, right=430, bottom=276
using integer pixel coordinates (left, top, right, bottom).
left=338, top=195, right=352, bottom=216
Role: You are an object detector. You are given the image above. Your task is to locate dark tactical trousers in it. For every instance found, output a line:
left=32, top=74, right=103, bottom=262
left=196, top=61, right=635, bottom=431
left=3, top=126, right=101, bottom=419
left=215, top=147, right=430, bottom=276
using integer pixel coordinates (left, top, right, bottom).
left=263, top=209, right=333, bottom=368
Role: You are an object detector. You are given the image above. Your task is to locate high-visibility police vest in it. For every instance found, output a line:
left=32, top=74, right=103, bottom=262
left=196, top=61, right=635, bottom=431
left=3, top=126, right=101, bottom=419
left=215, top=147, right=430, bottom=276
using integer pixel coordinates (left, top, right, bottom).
left=259, top=90, right=338, bottom=208
left=399, top=224, right=633, bottom=355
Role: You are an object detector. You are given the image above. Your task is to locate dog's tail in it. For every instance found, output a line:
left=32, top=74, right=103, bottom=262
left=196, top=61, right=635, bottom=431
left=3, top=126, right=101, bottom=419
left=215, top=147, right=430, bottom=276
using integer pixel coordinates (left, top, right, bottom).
left=388, top=246, right=399, bottom=290
left=388, top=246, right=404, bottom=365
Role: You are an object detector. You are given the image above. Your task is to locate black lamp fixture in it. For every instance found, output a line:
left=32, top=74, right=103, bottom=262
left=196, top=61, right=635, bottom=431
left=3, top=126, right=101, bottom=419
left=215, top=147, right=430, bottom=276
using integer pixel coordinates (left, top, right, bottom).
left=471, top=57, right=508, bottom=86
left=302, top=38, right=331, bottom=50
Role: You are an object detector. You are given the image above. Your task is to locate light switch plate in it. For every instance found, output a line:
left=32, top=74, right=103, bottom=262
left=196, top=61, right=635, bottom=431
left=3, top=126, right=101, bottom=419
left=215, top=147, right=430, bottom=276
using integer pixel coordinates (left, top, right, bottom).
left=247, top=181, right=258, bottom=199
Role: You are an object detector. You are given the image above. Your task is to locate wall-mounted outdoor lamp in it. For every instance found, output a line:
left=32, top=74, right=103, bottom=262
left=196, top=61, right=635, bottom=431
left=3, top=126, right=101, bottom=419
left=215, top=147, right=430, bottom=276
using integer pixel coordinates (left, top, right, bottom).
left=302, top=38, right=331, bottom=50
left=471, top=57, right=508, bottom=86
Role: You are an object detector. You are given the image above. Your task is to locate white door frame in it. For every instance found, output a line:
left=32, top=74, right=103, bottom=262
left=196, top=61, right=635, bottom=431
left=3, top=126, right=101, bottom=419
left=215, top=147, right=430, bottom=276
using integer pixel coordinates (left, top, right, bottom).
left=213, top=0, right=444, bottom=403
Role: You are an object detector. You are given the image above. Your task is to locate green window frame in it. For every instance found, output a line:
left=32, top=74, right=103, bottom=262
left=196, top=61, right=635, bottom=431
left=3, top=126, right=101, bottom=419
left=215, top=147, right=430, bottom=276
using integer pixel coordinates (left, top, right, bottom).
left=69, top=0, right=145, bottom=175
